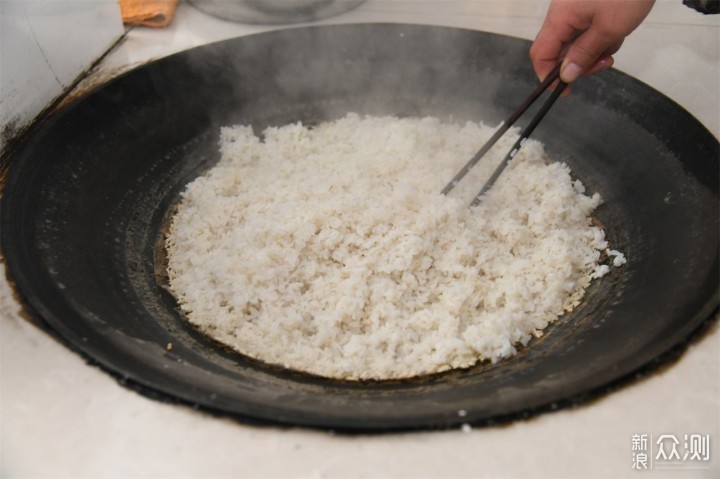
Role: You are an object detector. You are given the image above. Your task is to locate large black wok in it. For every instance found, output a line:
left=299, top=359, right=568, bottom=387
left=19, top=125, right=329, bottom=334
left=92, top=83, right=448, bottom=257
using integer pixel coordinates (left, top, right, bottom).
left=2, top=24, right=718, bottom=431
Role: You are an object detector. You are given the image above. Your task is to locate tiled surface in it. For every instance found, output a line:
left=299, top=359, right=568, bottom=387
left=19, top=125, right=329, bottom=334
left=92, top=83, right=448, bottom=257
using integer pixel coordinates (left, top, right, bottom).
left=1, top=1, right=718, bottom=478
left=0, top=0, right=123, bottom=150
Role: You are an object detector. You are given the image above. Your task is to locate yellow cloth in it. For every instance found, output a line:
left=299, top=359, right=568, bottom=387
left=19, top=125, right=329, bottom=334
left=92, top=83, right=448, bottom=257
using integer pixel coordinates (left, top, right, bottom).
left=119, top=0, right=179, bottom=28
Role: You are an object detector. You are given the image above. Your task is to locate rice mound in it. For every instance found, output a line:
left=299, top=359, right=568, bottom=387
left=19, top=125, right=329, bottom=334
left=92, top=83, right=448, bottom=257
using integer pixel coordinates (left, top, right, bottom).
left=165, top=114, right=625, bottom=380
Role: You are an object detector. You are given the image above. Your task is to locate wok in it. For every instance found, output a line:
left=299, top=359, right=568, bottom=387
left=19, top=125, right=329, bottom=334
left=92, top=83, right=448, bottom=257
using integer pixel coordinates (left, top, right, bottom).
left=2, top=24, right=718, bottom=431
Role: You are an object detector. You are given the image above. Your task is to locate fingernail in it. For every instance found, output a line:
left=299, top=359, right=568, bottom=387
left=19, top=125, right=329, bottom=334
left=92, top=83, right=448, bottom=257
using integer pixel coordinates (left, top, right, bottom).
left=560, top=61, right=582, bottom=83
left=597, top=57, right=614, bottom=72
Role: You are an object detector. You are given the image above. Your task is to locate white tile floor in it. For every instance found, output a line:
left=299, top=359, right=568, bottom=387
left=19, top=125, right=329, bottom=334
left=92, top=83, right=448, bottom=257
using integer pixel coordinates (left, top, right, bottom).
left=1, top=1, right=718, bottom=478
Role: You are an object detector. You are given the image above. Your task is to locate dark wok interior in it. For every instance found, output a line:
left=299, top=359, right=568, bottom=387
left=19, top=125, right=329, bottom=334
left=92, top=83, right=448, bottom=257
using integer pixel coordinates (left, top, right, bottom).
left=2, top=24, right=718, bottom=430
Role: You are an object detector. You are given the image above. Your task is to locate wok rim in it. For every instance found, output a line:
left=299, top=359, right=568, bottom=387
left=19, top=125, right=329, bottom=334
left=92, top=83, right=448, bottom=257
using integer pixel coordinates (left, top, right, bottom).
left=1, top=23, right=718, bottom=431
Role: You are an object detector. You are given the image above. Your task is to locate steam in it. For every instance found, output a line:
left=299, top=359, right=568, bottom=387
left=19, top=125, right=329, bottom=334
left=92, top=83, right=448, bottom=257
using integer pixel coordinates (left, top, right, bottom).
left=171, top=23, right=535, bottom=138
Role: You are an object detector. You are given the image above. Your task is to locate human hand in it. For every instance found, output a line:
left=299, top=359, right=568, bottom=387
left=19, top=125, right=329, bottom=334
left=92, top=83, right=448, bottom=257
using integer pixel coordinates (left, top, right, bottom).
left=530, top=0, right=655, bottom=86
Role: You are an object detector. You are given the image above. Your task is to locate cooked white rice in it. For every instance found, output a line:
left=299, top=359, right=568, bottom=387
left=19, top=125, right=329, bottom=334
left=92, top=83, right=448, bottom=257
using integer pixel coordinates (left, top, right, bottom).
left=165, top=114, right=625, bottom=380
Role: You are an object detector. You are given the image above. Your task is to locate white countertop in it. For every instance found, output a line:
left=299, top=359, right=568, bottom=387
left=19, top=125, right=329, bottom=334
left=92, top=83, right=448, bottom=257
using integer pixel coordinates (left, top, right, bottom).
left=1, top=1, right=718, bottom=478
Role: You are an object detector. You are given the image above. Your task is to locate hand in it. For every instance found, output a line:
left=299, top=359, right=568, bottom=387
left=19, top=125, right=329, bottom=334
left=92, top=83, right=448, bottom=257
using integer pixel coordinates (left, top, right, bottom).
left=530, top=0, right=655, bottom=86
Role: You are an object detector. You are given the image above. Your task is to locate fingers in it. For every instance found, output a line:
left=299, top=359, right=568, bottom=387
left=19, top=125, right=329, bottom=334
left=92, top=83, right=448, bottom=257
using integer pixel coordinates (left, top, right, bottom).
left=529, top=29, right=563, bottom=83
left=530, top=0, right=655, bottom=85
left=529, top=8, right=578, bottom=82
left=552, top=55, right=614, bottom=96
left=559, top=29, right=623, bottom=83
left=584, top=55, right=615, bottom=76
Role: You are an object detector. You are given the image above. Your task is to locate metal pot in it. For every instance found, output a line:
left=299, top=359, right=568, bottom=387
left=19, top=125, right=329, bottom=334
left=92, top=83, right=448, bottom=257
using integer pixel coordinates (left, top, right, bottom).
left=188, top=0, right=366, bottom=24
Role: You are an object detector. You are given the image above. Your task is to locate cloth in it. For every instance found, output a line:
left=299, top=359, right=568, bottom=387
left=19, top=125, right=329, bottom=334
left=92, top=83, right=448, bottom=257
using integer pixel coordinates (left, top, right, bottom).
left=119, top=0, right=180, bottom=28
left=683, top=0, right=720, bottom=14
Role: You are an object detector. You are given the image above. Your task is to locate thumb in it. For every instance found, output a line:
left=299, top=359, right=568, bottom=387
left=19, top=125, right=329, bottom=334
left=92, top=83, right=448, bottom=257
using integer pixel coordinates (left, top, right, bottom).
left=560, top=28, right=623, bottom=83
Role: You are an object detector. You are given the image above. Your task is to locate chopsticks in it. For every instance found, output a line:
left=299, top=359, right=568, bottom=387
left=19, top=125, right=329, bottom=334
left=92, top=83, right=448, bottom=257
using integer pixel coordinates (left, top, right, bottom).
left=441, top=64, right=567, bottom=206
